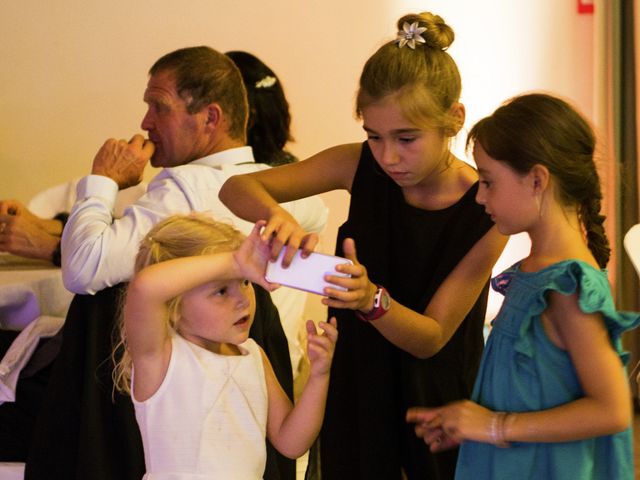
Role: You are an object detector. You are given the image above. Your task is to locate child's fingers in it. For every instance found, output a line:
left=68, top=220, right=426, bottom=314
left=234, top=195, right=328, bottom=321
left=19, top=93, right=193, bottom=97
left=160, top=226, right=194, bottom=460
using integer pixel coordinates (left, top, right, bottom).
left=324, top=261, right=367, bottom=297
left=422, top=426, right=445, bottom=445
left=413, top=421, right=429, bottom=437
left=260, top=217, right=284, bottom=243
left=305, top=319, right=318, bottom=336
left=406, top=407, right=441, bottom=425
left=342, top=237, right=360, bottom=265
left=307, top=341, right=329, bottom=356
left=324, top=266, right=366, bottom=291
left=431, top=435, right=459, bottom=453
left=256, top=278, right=281, bottom=292
left=250, top=221, right=269, bottom=245
left=253, top=220, right=267, bottom=235
left=307, top=334, right=334, bottom=354
left=332, top=261, right=366, bottom=278
left=299, top=233, right=320, bottom=258
left=317, top=317, right=338, bottom=342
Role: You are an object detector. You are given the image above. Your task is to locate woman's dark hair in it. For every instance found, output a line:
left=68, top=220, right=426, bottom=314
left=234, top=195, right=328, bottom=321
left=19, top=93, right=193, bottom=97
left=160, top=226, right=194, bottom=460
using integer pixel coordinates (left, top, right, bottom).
left=468, top=93, right=610, bottom=268
left=226, top=51, right=295, bottom=166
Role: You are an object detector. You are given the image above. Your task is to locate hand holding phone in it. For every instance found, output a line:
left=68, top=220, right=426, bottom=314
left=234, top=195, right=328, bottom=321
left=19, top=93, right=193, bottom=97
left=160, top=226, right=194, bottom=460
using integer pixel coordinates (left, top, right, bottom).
left=265, top=249, right=352, bottom=295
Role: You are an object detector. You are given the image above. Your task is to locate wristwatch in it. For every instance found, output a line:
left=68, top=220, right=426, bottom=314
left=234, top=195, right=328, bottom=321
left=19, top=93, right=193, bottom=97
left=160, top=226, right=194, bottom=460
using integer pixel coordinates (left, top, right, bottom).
left=356, top=285, right=391, bottom=322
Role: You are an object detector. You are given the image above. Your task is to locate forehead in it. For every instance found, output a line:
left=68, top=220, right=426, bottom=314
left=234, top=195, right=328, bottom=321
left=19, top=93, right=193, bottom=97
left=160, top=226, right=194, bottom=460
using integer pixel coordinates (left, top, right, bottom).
left=362, top=97, right=418, bottom=132
left=187, top=280, right=224, bottom=295
left=473, top=143, right=500, bottom=170
left=143, top=70, right=181, bottom=103
left=473, top=143, right=523, bottom=180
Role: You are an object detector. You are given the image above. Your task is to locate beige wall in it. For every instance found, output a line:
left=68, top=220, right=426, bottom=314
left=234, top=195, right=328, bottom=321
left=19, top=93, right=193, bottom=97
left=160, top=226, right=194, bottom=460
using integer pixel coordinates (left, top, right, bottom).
left=0, top=0, right=392, bottom=203
left=0, top=1, right=594, bottom=320
left=1, top=1, right=593, bottom=202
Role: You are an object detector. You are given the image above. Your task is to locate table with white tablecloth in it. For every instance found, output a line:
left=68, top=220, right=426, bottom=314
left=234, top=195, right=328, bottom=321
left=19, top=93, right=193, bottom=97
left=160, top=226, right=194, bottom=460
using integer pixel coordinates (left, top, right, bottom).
left=0, top=254, right=72, bottom=331
left=0, top=254, right=73, bottom=404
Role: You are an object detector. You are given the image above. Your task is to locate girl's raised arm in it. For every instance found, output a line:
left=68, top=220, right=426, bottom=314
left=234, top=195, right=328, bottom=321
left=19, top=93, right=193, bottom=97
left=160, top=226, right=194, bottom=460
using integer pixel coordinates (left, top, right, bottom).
left=125, top=223, right=273, bottom=400
left=219, top=143, right=361, bottom=264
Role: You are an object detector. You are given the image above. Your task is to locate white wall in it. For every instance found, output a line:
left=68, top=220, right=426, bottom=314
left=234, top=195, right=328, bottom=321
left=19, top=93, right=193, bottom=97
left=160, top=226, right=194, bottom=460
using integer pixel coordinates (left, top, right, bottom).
left=0, top=0, right=594, bottom=320
left=0, top=0, right=388, bottom=201
left=0, top=1, right=593, bottom=200
left=401, top=0, right=595, bottom=318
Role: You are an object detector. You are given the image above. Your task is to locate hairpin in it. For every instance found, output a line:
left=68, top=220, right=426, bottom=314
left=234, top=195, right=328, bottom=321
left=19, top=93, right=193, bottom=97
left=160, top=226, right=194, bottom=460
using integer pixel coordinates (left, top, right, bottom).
left=395, top=21, right=427, bottom=49
left=255, top=75, right=277, bottom=89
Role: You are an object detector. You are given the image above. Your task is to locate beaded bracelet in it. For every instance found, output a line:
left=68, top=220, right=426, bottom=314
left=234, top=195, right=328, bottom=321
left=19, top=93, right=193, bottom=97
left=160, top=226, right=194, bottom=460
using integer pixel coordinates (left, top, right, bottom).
left=490, top=412, right=511, bottom=448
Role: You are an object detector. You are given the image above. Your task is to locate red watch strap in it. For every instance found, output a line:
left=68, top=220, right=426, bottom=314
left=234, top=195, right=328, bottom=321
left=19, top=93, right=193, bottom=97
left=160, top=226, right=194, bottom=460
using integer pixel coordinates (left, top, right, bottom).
left=355, top=285, right=389, bottom=322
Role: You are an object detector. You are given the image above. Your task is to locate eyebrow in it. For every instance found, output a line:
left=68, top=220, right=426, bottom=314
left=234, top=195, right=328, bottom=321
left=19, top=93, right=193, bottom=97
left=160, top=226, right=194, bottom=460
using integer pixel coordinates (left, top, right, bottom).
left=362, top=125, right=421, bottom=135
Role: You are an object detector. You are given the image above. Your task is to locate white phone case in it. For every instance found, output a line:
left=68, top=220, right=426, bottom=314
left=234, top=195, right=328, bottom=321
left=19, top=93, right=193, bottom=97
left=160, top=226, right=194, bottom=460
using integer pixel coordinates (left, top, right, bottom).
left=265, top=250, right=352, bottom=295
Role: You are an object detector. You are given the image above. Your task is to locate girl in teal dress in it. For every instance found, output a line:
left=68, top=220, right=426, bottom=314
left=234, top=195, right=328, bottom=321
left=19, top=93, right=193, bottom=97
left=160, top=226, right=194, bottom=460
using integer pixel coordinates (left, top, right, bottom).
left=407, top=93, right=640, bottom=479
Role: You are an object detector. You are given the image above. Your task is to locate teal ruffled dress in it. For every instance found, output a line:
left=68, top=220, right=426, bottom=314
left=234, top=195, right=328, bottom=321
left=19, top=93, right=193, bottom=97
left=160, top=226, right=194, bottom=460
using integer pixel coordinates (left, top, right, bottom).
left=456, top=260, right=639, bottom=480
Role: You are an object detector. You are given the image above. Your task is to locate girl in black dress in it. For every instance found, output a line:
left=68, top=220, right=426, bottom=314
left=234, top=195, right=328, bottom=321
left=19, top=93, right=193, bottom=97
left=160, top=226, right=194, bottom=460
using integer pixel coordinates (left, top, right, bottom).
left=220, top=11, right=507, bottom=479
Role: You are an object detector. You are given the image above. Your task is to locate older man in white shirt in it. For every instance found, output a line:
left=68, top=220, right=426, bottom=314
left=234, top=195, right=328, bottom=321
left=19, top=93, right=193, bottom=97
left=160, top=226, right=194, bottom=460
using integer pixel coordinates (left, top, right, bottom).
left=25, top=46, right=326, bottom=480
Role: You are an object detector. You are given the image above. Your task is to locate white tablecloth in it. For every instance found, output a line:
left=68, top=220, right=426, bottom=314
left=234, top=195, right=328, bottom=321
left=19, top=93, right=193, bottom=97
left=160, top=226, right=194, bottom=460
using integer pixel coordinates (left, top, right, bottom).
left=0, top=254, right=73, bottom=331
left=0, top=253, right=73, bottom=405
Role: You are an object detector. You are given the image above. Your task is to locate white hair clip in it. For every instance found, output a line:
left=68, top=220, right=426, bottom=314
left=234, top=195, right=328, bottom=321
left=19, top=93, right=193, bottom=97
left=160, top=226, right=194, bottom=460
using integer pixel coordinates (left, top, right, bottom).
left=255, top=75, right=277, bottom=89
left=395, top=21, right=427, bottom=49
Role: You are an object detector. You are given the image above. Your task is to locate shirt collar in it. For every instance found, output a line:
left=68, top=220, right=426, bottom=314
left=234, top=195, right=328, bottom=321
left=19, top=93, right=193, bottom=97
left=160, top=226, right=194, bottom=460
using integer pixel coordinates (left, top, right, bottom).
left=189, top=146, right=255, bottom=167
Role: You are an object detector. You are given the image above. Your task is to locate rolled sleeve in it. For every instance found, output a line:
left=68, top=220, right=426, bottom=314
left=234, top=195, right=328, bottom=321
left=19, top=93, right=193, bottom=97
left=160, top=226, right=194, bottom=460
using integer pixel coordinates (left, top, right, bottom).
left=61, top=174, right=190, bottom=294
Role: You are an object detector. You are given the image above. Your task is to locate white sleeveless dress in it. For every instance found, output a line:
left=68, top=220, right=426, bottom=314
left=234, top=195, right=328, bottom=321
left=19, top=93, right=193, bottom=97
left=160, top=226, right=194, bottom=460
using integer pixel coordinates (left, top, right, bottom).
left=133, top=334, right=268, bottom=479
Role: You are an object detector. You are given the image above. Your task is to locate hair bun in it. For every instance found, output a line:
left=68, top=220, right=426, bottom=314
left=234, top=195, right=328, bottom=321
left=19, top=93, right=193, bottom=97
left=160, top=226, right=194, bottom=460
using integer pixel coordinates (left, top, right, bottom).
left=396, top=12, right=454, bottom=50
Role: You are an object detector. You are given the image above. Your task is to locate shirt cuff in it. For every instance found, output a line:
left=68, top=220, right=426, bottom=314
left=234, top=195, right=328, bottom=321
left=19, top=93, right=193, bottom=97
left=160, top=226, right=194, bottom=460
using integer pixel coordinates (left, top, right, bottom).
left=76, top=175, right=119, bottom=210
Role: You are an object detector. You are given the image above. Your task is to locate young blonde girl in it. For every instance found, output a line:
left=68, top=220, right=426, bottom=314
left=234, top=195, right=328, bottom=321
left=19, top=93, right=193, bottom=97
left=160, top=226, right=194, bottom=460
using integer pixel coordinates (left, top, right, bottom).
left=114, top=214, right=337, bottom=479
left=407, top=93, right=640, bottom=479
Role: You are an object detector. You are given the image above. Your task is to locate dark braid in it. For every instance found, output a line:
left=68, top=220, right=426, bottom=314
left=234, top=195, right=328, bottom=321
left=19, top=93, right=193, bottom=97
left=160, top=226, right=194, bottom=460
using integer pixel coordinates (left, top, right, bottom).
left=581, top=194, right=610, bottom=269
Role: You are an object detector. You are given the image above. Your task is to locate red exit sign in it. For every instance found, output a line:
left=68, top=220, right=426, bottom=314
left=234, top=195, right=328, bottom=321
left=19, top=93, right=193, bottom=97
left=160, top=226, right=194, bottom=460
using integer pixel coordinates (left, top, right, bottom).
left=578, top=0, right=594, bottom=14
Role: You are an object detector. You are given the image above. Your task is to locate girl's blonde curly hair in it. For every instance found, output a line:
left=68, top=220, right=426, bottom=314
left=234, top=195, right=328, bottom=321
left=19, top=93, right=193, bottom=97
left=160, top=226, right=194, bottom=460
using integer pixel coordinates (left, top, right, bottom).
left=112, top=213, right=244, bottom=395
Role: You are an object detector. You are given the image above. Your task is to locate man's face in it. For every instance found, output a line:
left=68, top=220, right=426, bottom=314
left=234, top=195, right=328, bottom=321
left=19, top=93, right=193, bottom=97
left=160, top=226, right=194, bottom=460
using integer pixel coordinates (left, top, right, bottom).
left=140, top=70, right=210, bottom=168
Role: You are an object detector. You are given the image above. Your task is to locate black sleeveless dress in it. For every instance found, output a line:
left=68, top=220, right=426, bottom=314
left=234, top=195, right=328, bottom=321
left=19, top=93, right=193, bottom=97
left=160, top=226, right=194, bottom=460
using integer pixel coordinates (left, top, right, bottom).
left=316, top=142, right=494, bottom=479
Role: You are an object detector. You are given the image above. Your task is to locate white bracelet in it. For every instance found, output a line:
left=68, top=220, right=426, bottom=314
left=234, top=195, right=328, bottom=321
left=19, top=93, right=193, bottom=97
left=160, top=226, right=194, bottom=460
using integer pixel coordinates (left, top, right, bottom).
left=490, top=412, right=511, bottom=448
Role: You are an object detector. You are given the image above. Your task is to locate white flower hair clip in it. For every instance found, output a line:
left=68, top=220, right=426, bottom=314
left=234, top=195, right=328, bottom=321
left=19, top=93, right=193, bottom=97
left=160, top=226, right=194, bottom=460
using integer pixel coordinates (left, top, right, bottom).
left=395, top=21, right=427, bottom=49
left=255, top=75, right=277, bottom=89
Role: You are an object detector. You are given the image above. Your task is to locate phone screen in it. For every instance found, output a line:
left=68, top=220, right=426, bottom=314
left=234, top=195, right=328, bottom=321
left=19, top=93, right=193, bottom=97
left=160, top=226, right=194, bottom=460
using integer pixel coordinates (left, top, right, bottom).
left=265, top=250, right=352, bottom=295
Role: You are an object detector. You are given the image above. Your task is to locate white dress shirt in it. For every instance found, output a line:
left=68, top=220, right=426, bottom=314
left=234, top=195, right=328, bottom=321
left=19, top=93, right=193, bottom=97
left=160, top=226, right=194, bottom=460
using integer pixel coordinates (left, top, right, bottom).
left=61, top=147, right=328, bottom=370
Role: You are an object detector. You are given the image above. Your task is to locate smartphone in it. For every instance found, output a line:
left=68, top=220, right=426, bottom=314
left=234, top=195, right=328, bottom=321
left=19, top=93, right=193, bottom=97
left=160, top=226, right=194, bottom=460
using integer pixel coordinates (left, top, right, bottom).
left=265, top=249, right=352, bottom=295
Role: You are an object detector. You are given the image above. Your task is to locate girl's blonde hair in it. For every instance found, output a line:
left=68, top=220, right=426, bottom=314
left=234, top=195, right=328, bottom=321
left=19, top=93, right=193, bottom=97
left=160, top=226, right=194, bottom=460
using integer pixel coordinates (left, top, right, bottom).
left=356, top=12, right=461, bottom=132
left=112, top=213, right=244, bottom=395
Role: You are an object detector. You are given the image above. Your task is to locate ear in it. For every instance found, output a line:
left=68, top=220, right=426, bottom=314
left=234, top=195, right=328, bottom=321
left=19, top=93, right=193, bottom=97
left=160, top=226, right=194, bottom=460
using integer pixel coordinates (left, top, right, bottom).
left=447, top=102, right=466, bottom=136
left=203, top=103, right=223, bottom=130
left=529, top=164, right=550, bottom=194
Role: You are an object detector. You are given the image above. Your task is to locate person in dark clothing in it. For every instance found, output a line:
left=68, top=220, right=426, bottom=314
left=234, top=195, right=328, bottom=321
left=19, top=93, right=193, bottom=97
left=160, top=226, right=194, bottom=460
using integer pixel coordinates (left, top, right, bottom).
left=220, top=11, right=507, bottom=480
